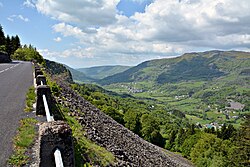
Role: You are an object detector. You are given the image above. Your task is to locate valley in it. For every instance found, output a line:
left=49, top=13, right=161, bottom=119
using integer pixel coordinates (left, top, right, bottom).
left=66, top=50, right=250, bottom=166
left=70, top=50, right=250, bottom=129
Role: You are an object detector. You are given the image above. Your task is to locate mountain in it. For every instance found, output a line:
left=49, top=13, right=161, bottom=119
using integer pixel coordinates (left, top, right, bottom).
left=98, top=50, right=250, bottom=85
left=64, top=64, right=96, bottom=83
left=45, top=59, right=73, bottom=83
left=77, top=65, right=131, bottom=80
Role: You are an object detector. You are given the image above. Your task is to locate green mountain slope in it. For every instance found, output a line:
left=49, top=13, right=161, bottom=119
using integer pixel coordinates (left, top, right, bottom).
left=77, top=65, right=131, bottom=80
left=65, top=65, right=96, bottom=83
left=98, top=50, right=250, bottom=85
left=102, top=50, right=250, bottom=129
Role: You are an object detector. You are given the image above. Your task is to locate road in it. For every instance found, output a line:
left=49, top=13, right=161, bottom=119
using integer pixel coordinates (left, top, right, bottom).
left=0, top=61, right=33, bottom=166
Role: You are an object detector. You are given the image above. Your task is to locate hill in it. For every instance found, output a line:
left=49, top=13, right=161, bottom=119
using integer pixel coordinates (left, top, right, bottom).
left=77, top=65, right=131, bottom=80
left=47, top=53, right=249, bottom=167
left=98, top=50, right=250, bottom=85
left=64, top=64, right=96, bottom=83
left=101, top=50, right=250, bottom=129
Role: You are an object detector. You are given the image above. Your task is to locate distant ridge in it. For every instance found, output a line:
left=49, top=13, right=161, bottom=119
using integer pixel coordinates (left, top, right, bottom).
left=77, top=65, right=131, bottom=80
left=97, top=50, right=250, bottom=85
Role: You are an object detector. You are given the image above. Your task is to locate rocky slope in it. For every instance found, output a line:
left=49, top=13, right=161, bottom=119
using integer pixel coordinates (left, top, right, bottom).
left=53, top=78, right=193, bottom=166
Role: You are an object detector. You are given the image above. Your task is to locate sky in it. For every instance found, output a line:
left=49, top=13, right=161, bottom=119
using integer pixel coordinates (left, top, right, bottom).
left=0, top=0, right=250, bottom=68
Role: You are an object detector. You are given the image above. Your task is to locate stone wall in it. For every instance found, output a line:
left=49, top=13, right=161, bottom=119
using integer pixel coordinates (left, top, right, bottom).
left=0, top=51, right=11, bottom=63
left=54, top=80, right=194, bottom=167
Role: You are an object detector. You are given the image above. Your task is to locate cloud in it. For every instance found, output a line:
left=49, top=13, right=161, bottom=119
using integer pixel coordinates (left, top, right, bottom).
left=53, top=37, right=62, bottom=42
left=7, top=15, right=29, bottom=22
left=35, top=0, right=250, bottom=66
left=129, top=0, right=153, bottom=4
left=36, top=0, right=119, bottom=27
left=0, top=2, right=3, bottom=7
left=52, top=23, right=86, bottom=38
left=23, top=0, right=36, bottom=8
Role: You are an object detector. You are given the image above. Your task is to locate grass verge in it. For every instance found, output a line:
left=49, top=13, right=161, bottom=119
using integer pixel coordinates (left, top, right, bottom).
left=8, top=118, right=38, bottom=166
left=25, top=86, right=36, bottom=112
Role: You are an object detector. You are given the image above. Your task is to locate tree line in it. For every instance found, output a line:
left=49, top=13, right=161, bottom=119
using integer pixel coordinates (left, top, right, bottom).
left=0, top=24, right=44, bottom=64
left=0, top=24, right=21, bottom=56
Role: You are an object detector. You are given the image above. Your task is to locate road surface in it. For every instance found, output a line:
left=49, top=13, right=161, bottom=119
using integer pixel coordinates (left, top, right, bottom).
left=0, top=61, right=33, bottom=166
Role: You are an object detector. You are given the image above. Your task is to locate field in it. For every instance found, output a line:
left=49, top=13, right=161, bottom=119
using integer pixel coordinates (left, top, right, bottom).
left=104, top=74, right=250, bottom=129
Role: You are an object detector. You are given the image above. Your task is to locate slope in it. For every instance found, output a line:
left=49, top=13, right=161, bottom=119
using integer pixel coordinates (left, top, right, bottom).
left=77, top=65, right=131, bottom=80
left=98, top=50, right=250, bottom=85
left=64, top=64, right=96, bottom=83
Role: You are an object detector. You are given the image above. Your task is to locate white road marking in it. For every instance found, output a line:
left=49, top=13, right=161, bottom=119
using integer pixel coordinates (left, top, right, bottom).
left=0, top=63, right=20, bottom=74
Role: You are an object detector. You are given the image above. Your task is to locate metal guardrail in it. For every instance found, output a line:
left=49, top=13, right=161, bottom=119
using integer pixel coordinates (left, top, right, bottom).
left=40, top=80, right=64, bottom=167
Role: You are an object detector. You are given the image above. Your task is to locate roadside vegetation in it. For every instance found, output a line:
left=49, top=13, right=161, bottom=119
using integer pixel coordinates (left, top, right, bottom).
left=8, top=118, right=38, bottom=166
left=25, top=86, right=36, bottom=112
left=8, top=85, right=37, bottom=166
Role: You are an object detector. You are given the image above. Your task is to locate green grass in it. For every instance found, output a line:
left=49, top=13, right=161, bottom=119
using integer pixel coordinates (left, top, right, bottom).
left=8, top=118, right=38, bottom=166
left=25, top=86, right=36, bottom=112
left=62, top=107, right=116, bottom=167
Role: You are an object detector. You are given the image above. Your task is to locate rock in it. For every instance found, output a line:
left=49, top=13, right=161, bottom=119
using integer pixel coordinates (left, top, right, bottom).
left=52, top=79, right=194, bottom=167
left=39, top=121, right=75, bottom=167
left=0, top=51, right=11, bottom=63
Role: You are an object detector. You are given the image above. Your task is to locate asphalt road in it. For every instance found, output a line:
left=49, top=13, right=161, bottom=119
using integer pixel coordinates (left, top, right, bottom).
left=0, top=61, right=33, bottom=166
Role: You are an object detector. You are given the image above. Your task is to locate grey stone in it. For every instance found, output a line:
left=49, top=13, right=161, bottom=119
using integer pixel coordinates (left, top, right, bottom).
left=36, top=85, right=52, bottom=116
left=36, top=75, right=47, bottom=86
left=39, top=121, right=74, bottom=167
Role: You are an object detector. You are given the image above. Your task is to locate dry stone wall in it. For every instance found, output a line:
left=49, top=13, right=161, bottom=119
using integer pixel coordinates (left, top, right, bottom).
left=55, top=80, right=194, bottom=167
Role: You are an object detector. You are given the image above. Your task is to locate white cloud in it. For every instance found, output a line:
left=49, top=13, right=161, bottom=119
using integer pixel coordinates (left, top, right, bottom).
left=52, top=23, right=86, bottom=38
left=36, top=0, right=119, bottom=27
left=7, top=15, right=29, bottom=22
left=53, top=37, right=62, bottom=42
left=35, top=0, right=250, bottom=66
left=130, top=0, right=153, bottom=4
left=23, top=0, right=36, bottom=8
left=0, top=2, right=3, bottom=7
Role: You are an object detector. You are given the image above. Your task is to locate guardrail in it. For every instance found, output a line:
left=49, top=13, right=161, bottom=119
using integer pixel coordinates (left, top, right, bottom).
left=39, top=77, right=63, bottom=167
left=34, top=64, right=74, bottom=167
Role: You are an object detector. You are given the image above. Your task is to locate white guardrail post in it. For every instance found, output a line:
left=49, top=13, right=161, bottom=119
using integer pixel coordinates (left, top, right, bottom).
left=54, top=148, right=64, bottom=167
left=40, top=81, right=64, bottom=167
left=42, top=94, right=54, bottom=122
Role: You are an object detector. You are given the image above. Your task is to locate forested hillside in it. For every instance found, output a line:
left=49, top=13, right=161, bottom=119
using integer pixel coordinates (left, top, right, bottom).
left=70, top=79, right=250, bottom=167
left=98, top=50, right=250, bottom=85
left=77, top=65, right=131, bottom=80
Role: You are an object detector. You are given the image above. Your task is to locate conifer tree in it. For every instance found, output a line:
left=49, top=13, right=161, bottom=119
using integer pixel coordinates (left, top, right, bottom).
left=0, top=24, right=6, bottom=51
left=5, top=35, right=12, bottom=56
left=10, top=35, right=21, bottom=54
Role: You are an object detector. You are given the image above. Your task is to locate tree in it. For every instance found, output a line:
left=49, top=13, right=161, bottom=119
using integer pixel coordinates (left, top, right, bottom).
left=190, top=133, right=228, bottom=167
left=140, top=114, right=165, bottom=147
left=232, top=114, right=250, bottom=166
left=103, top=106, right=124, bottom=125
left=174, top=128, right=186, bottom=151
left=0, top=24, right=5, bottom=47
left=124, top=109, right=141, bottom=135
left=5, top=35, right=12, bottom=56
left=180, top=132, right=202, bottom=158
left=217, top=124, right=236, bottom=140
left=165, top=129, right=177, bottom=150
left=11, top=47, right=44, bottom=63
left=11, top=35, right=21, bottom=54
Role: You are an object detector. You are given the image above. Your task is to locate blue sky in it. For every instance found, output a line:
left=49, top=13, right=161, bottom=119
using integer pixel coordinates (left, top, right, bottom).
left=0, top=0, right=250, bottom=68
